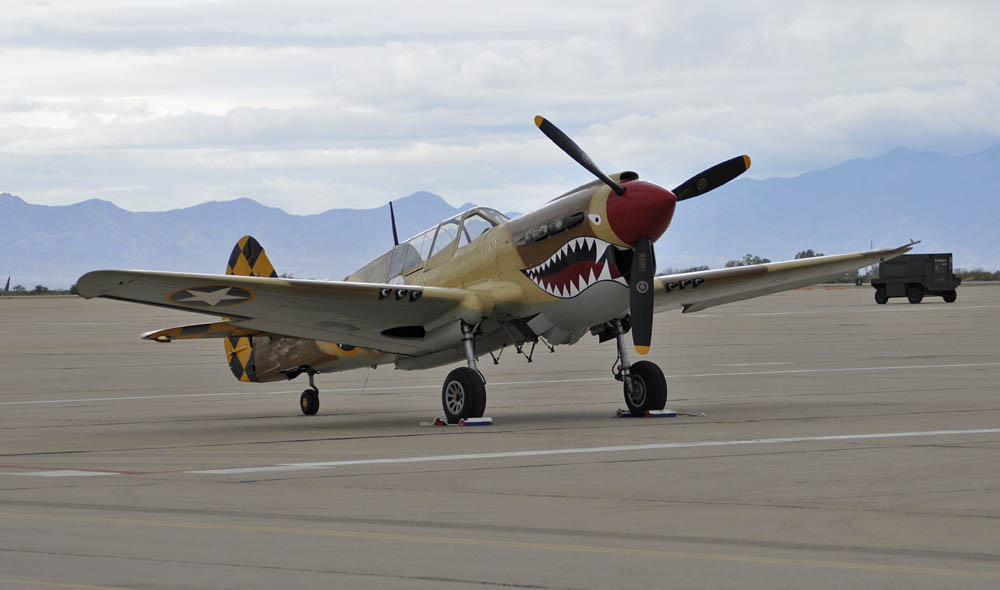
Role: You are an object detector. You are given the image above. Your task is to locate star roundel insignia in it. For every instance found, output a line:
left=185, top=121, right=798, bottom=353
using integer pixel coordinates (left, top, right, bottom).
left=636, top=280, right=649, bottom=294
left=169, top=285, right=254, bottom=307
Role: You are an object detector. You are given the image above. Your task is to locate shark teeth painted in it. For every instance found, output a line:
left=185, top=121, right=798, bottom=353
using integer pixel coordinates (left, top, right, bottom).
left=521, top=236, right=628, bottom=298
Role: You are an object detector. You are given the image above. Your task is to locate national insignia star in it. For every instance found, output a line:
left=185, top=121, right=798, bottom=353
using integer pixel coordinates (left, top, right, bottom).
left=182, top=287, right=244, bottom=306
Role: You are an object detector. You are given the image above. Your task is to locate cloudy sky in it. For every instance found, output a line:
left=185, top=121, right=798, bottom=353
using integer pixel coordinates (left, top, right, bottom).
left=2, top=0, right=998, bottom=214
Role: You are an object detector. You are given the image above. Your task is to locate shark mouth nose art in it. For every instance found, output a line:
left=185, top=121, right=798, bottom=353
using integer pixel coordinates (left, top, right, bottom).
left=521, top=237, right=627, bottom=298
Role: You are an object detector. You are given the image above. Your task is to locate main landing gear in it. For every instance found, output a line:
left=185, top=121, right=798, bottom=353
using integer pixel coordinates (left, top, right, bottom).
left=441, top=322, right=487, bottom=423
left=612, top=318, right=667, bottom=415
left=299, top=369, right=320, bottom=416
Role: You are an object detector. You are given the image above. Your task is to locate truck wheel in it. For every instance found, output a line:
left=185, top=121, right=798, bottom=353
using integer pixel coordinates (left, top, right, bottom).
left=943, top=290, right=957, bottom=303
left=907, top=287, right=924, bottom=304
left=874, top=288, right=888, bottom=304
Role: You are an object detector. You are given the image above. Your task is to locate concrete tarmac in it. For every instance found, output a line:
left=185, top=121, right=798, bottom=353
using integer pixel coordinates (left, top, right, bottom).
left=1, top=286, right=999, bottom=589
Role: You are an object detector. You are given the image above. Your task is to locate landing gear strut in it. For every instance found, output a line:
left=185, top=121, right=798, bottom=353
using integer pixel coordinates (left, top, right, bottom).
left=299, top=369, right=320, bottom=415
left=441, top=322, right=486, bottom=423
left=612, top=318, right=667, bottom=415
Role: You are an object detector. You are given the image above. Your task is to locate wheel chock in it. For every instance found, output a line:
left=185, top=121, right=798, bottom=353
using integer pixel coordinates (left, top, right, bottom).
left=616, top=409, right=677, bottom=418
left=420, top=416, right=494, bottom=427
left=459, top=417, right=493, bottom=426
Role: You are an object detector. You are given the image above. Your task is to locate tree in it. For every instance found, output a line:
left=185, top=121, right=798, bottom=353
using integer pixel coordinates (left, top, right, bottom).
left=11, top=284, right=27, bottom=294
left=69, top=283, right=79, bottom=296
left=955, top=268, right=1000, bottom=281
left=724, top=253, right=771, bottom=268
left=795, top=249, right=824, bottom=259
left=659, top=265, right=710, bottom=275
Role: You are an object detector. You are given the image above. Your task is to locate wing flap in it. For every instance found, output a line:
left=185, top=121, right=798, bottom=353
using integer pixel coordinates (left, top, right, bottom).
left=78, top=270, right=485, bottom=354
left=654, top=242, right=916, bottom=313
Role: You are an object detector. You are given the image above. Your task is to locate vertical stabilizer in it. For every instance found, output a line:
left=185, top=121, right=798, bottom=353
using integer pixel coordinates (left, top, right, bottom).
left=226, top=236, right=278, bottom=278
left=223, top=235, right=277, bottom=382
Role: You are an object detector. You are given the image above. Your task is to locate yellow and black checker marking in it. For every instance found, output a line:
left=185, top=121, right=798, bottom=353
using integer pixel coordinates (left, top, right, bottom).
left=225, top=235, right=278, bottom=278
left=225, top=336, right=258, bottom=382
left=223, top=235, right=276, bottom=382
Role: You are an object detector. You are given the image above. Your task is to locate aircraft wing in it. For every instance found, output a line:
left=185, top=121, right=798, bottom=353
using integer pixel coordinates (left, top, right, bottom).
left=653, top=242, right=915, bottom=314
left=77, top=270, right=486, bottom=354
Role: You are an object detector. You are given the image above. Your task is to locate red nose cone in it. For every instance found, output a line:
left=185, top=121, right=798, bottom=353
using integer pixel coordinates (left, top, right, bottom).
left=605, top=180, right=676, bottom=246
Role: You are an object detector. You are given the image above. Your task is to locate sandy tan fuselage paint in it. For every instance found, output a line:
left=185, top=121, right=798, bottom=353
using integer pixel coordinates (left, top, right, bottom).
left=269, top=176, right=635, bottom=379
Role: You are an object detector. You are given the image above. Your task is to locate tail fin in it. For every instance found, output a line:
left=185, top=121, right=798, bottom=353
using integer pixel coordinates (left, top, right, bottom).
left=226, top=235, right=278, bottom=278
left=223, top=236, right=276, bottom=382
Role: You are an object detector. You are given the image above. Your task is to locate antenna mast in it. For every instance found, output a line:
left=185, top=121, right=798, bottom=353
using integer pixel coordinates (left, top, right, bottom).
left=389, top=201, right=400, bottom=246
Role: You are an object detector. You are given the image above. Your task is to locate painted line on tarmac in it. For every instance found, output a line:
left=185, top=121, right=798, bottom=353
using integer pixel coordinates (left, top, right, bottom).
left=715, top=362, right=793, bottom=367
left=0, top=577, right=131, bottom=589
left=672, top=361, right=1000, bottom=379
left=0, top=380, right=605, bottom=406
left=856, top=304, right=1000, bottom=313
left=1, top=470, right=118, bottom=478
left=1, top=512, right=999, bottom=581
left=185, top=428, right=1000, bottom=475
left=3, top=361, right=999, bottom=406
left=746, top=304, right=1000, bottom=316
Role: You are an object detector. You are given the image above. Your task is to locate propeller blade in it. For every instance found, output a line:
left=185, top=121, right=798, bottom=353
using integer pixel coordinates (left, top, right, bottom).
left=629, top=237, right=655, bottom=355
left=672, top=155, right=751, bottom=202
left=534, top=115, right=626, bottom=196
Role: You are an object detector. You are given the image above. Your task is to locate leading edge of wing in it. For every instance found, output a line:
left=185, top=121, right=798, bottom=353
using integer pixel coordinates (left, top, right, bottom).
left=653, top=241, right=917, bottom=313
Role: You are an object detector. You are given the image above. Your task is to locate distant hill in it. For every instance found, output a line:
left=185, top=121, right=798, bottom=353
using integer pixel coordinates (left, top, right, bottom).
left=656, top=144, right=1000, bottom=271
left=3, top=144, right=998, bottom=288
left=1, top=191, right=472, bottom=287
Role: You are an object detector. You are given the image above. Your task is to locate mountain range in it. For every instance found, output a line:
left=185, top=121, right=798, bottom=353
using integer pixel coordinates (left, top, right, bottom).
left=3, top=144, right=998, bottom=288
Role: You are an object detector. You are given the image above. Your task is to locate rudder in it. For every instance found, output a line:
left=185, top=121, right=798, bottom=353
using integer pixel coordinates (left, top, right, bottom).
left=223, top=236, right=276, bottom=382
left=226, top=235, right=278, bottom=278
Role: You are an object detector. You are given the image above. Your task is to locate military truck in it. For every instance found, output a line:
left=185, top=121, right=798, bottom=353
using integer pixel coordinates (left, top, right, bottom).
left=871, top=253, right=961, bottom=304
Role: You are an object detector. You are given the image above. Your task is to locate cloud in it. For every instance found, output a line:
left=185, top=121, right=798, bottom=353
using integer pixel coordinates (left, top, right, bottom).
left=1, top=1, right=999, bottom=214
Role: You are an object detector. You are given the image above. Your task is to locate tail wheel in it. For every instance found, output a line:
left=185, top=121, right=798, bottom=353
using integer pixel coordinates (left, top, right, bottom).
left=907, top=287, right=924, bottom=304
left=300, top=389, right=319, bottom=415
left=624, top=360, right=667, bottom=415
left=874, top=288, right=888, bottom=304
left=442, top=367, right=486, bottom=423
left=943, top=290, right=957, bottom=303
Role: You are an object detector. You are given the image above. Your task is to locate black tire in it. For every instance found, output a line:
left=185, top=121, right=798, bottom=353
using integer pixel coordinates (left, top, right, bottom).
left=623, top=360, right=667, bottom=415
left=442, top=367, right=486, bottom=423
left=943, top=290, right=957, bottom=303
left=300, top=389, right=319, bottom=415
left=907, top=287, right=924, bottom=304
left=874, top=288, right=888, bottom=304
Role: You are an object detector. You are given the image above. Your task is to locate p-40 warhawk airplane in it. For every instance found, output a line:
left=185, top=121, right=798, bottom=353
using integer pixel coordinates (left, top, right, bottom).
left=78, top=117, right=912, bottom=422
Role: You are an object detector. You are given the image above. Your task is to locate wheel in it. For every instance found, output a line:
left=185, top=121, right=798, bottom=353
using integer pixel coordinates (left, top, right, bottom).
left=907, top=287, right=924, bottom=304
left=623, top=360, right=667, bottom=415
left=943, top=290, right=957, bottom=303
left=442, top=367, right=486, bottom=423
left=874, top=288, right=888, bottom=304
left=300, top=389, right=319, bottom=415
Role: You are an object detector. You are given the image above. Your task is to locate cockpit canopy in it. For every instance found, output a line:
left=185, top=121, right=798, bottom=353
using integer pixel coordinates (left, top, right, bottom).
left=349, top=207, right=509, bottom=283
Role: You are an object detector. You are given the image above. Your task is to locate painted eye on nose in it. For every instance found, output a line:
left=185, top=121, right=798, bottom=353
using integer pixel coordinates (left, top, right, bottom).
left=588, top=214, right=602, bottom=225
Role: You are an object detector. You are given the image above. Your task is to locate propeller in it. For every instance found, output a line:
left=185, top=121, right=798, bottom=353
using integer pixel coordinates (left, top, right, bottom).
left=629, top=237, right=655, bottom=355
left=534, top=116, right=626, bottom=195
left=672, top=155, right=750, bottom=201
left=533, top=115, right=751, bottom=355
